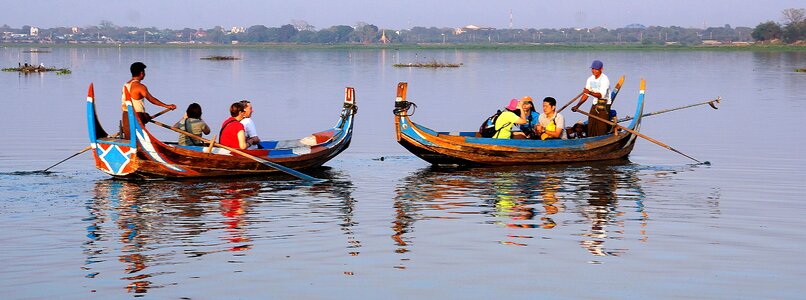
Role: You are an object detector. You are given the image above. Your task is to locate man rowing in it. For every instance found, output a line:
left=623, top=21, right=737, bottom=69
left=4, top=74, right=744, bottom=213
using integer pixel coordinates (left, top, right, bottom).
left=121, top=62, right=176, bottom=138
left=572, top=60, right=611, bottom=137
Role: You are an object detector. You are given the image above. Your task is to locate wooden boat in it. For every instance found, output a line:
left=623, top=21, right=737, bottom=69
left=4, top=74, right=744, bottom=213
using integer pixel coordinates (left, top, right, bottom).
left=393, top=80, right=646, bottom=166
left=87, top=84, right=356, bottom=179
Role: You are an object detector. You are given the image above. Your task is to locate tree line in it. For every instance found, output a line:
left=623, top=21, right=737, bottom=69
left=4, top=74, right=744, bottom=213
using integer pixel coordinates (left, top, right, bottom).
left=752, top=8, right=806, bottom=43
left=2, top=8, right=805, bottom=46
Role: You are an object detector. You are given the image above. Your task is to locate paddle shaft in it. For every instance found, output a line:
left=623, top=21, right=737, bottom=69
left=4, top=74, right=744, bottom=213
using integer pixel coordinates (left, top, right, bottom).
left=150, top=107, right=173, bottom=119
left=574, top=109, right=703, bottom=164
left=150, top=120, right=324, bottom=182
left=40, top=107, right=175, bottom=172
left=617, top=98, right=720, bottom=123
left=556, top=91, right=585, bottom=114
left=41, top=146, right=91, bottom=172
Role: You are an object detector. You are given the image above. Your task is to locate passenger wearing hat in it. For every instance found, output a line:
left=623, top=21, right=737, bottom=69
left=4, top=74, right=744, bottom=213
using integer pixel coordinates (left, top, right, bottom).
left=493, top=98, right=529, bottom=139
left=511, top=96, right=541, bottom=139
left=572, top=60, right=611, bottom=137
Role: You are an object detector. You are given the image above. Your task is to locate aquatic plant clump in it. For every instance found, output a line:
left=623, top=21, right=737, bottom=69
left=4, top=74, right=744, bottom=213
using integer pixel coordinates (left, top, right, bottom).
left=201, top=56, right=240, bottom=60
left=2, top=65, right=71, bottom=74
left=393, top=60, right=462, bottom=68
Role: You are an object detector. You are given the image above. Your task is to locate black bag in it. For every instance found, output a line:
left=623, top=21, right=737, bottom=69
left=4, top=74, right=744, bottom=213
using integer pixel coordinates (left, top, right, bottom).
left=478, top=110, right=503, bottom=138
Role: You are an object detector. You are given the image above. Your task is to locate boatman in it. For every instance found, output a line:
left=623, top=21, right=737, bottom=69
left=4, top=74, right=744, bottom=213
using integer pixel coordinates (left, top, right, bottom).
left=572, top=60, right=611, bottom=137
left=121, top=62, right=176, bottom=139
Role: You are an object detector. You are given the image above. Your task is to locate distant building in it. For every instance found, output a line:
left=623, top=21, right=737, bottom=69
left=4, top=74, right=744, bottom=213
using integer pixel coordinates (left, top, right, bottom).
left=624, top=24, right=646, bottom=29
left=230, top=27, right=245, bottom=34
left=71, top=27, right=80, bottom=34
left=30, top=27, right=39, bottom=36
left=454, top=25, right=495, bottom=35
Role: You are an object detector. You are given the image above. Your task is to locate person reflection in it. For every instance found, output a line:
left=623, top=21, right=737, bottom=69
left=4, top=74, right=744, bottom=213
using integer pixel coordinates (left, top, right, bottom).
left=577, top=164, right=646, bottom=257
left=85, top=180, right=223, bottom=294
left=219, top=182, right=259, bottom=252
left=538, top=171, right=564, bottom=230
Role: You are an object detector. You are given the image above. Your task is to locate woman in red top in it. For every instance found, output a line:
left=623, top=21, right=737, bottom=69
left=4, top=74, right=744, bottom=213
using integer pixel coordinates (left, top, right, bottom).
left=219, top=102, right=248, bottom=149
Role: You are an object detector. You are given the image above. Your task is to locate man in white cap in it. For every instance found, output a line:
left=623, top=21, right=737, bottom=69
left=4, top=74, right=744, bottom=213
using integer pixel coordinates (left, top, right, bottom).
left=572, top=60, right=611, bottom=137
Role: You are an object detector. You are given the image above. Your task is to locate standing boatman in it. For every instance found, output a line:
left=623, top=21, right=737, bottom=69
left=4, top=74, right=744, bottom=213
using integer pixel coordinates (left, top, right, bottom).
left=572, top=60, right=611, bottom=137
left=121, top=62, right=176, bottom=138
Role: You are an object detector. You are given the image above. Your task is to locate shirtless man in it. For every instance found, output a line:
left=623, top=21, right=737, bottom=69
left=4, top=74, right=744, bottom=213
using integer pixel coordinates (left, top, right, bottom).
left=121, top=62, right=176, bottom=138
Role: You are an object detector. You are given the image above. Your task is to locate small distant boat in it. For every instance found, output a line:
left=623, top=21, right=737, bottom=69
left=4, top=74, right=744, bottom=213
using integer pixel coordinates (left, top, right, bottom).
left=392, top=81, right=646, bottom=166
left=87, top=84, right=356, bottom=179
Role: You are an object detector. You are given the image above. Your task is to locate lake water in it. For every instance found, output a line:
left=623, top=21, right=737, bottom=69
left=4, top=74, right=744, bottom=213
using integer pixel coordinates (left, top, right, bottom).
left=1, top=46, right=805, bottom=299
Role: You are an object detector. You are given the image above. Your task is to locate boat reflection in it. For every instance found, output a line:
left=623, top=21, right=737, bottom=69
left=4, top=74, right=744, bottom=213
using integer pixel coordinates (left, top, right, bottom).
left=82, top=169, right=356, bottom=294
left=393, top=161, right=650, bottom=261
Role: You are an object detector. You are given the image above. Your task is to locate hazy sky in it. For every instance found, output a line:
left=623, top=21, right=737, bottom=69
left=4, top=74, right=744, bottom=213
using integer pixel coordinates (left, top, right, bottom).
left=2, top=1, right=803, bottom=30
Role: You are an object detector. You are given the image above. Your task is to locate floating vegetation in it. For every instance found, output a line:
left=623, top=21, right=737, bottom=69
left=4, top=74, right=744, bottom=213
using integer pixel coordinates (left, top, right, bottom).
left=796, top=68, right=806, bottom=73
left=393, top=60, right=462, bottom=68
left=201, top=55, right=240, bottom=60
left=2, top=65, right=71, bottom=74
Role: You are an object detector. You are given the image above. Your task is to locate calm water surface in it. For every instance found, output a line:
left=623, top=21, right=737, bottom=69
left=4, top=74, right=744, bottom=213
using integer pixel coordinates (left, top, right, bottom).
left=1, top=46, right=805, bottom=299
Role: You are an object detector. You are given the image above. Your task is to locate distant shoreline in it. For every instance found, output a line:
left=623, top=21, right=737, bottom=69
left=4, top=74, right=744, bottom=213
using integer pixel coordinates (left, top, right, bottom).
left=3, top=43, right=805, bottom=51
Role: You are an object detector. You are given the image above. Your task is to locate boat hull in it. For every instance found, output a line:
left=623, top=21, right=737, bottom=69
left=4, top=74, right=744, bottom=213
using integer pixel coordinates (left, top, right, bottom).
left=393, top=81, right=645, bottom=166
left=87, top=84, right=355, bottom=179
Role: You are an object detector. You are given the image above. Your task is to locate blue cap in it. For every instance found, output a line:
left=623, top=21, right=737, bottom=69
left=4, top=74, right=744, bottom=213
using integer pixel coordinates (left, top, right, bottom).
left=591, top=60, right=603, bottom=70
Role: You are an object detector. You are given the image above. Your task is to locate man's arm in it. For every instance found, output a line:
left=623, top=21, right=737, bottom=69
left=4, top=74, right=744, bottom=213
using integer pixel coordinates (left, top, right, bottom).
left=139, top=85, right=176, bottom=110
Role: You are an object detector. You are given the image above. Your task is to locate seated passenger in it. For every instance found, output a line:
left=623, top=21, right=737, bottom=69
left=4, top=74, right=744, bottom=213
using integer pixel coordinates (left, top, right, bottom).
left=493, top=99, right=528, bottom=139
left=173, top=103, right=211, bottom=146
left=567, top=121, right=587, bottom=139
left=239, top=100, right=262, bottom=149
left=535, top=97, right=567, bottom=140
left=511, top=96, right=541, bottom=139
left=219, top=101, right=248, bottom=149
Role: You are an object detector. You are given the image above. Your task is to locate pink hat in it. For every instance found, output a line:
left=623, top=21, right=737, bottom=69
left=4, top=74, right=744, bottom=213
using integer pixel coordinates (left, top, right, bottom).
left=506, top=98, right=519, bottom=111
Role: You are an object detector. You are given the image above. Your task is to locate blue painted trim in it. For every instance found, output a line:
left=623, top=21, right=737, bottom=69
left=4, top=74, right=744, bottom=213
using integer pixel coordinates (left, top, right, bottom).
left=463, top=136, right=595, bottom=149
left=626, top=90, right=645, bottom=130
left=127, top=106, right=137, bottom=148
left=86, top=97, right=97, bottom=144
left=96, top=140, right=132, bottom=147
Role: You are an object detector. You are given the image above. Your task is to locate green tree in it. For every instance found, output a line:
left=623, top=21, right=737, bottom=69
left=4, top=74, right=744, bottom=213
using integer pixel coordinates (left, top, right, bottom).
left=277, top=24, right=298, bottom=42
left=246, top=25, right=270, bottom=42
left=752, top=21, right=783, bottom=42
left=780, top=8, right=806, bottom=43
left=783, top=21, right=806, bottom=43
left=330, top=25, right=353, bottom=43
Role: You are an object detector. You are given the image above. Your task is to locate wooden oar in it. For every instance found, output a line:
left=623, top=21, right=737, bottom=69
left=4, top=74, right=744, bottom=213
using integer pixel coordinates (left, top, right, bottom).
left=617, top=97, right=721, bottom=123
left=556, top=91, right=585, bottom=114
left=150, top=119, right=325, bottom=183
left=573, top=107, right=707, bottom=165
left=149, top=107, right=174, bottom=120
left=41, top=146, right=92, bottom=172
left=39, top=107, right=175, bottom=172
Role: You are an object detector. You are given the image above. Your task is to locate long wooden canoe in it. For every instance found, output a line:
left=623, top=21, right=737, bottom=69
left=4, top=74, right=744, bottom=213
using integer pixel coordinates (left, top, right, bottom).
left=393, top=80, right=646, bottom=166
left=87, top=84, right=356, bottom=179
